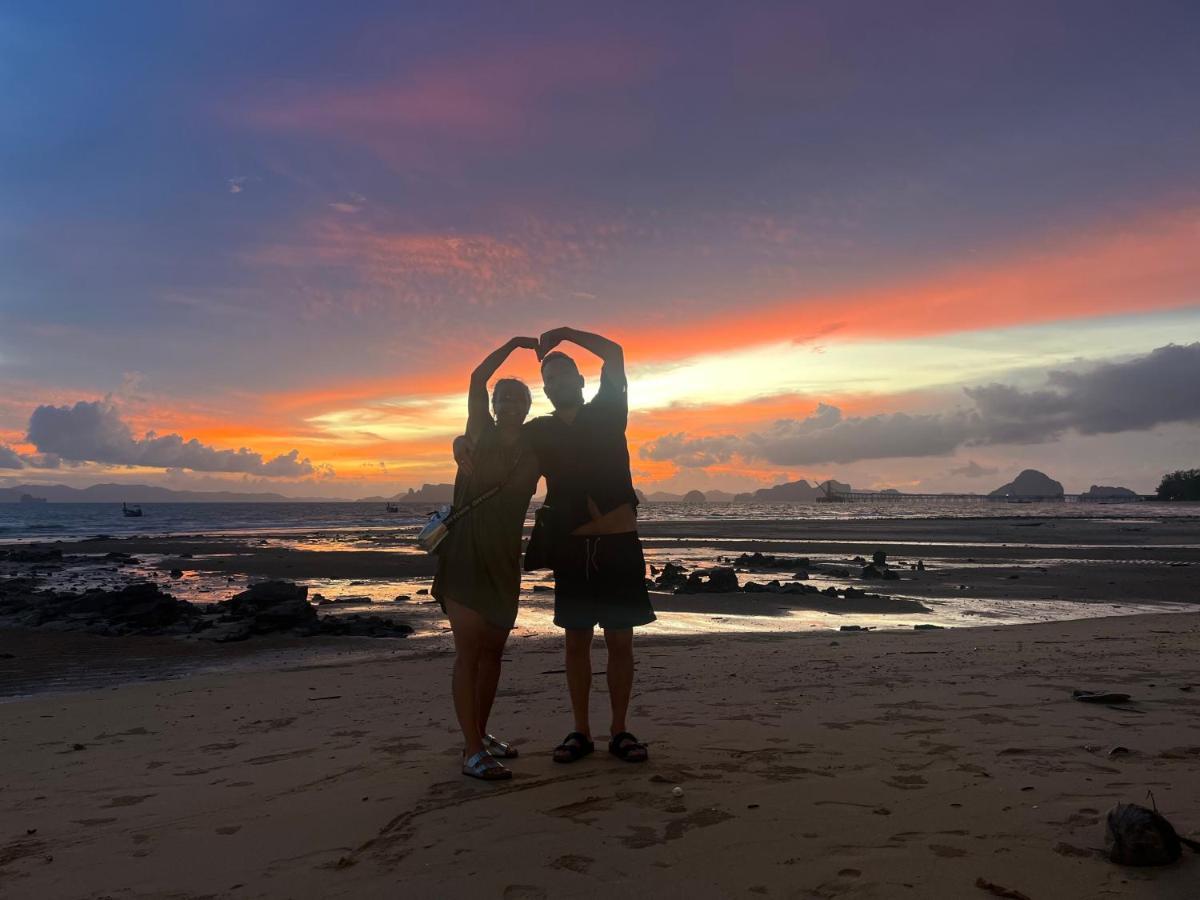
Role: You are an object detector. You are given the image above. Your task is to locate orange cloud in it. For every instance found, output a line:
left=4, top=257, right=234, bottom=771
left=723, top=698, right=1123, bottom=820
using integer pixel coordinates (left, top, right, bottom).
left=608, top=208, right=1200, bottom=366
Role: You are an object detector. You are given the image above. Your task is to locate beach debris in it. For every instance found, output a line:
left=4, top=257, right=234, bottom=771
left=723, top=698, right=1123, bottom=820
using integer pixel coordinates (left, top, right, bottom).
left=839, top=625, right=873, bottom=632
left=1105, top=801, right=1200, bottom=866
left=1107, top=746, right=1131, bottom=757
left=974, top=877, right=1030, bottom=899
left=1072, top=690, right=1133, bottom=704
left=672, top=786, right=684, bottom=797
left=914, top=624, right=944, bottom=630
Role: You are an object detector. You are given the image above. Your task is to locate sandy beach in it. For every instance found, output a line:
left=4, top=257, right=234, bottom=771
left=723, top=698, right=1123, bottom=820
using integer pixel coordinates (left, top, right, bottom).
left=1, top=612, right=1198, bottom=898
left=2, top=514, right=1199, bottom=897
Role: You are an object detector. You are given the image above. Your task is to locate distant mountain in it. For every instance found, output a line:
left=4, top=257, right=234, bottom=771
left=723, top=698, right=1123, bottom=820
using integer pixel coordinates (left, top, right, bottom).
left=988, top=470, right=1064, bottom=499
left=0, top=482, right=343, bottom=503
left=818, top=479, right=852, bottom=495
left=681, top=490, right=706, bottom=504
left=1082, top=484, right=1139, bottom=499
left=646, top=491, right=683, bottom=502
left=388, top=484, right=454, bottom=504
left=734, top=479, right=822, bottom=502
left=634, top=488, right=648, bottom=504
left=705, top=490, right=736, bottom=502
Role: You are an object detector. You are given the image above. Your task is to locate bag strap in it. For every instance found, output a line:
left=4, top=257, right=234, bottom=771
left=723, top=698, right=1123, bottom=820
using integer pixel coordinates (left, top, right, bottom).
left=443, top=447, right=523, bottom=528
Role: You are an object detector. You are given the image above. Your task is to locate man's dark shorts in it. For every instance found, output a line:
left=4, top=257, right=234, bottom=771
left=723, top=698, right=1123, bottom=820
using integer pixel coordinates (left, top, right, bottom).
left=552, top=531, right=657, bottom=631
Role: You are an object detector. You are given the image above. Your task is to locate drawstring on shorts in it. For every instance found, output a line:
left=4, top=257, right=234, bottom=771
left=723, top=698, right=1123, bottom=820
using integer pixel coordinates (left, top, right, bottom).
left=583, top=536, right=602, bottom=581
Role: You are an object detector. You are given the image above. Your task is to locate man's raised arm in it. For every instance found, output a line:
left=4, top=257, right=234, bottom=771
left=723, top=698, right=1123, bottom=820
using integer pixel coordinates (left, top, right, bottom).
left=539, top=327, right=626, bottom=385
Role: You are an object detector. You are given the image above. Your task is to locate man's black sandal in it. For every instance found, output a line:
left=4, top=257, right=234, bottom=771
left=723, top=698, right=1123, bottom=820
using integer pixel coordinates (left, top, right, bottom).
left=609, top=731, right=648, bottom=763
left=553, top=732, right=594, bottom=763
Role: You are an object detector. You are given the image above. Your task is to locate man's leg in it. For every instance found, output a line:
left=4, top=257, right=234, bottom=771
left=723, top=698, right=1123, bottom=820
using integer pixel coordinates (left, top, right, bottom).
left=564, top=627, right=594, bottom=737
left=603, top=627, right=634, bottom=736
left=474, top=623, right=510, bottom=739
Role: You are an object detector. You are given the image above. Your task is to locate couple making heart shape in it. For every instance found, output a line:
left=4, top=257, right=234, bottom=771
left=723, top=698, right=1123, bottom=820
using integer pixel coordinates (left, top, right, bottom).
left=431, top=327, right=655, bottom=780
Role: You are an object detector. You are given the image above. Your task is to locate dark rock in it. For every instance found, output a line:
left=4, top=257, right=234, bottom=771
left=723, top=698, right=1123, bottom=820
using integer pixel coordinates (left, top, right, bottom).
left=532, top=584, right=553, bottom=592
left=1105, top=802, right=1198, bottom=866
left=169, top=569, right=184, bottom=578
left=654, top=562, right=689, bottom=590
left=676, top=567, right=739, bottom=594
left=860, top=563, right=899, bottom=581
left=914, top=624, right=944, bottom=630
left=215, top=581, right=316, bottom=635
left=871, top=550, right=887, bottom=566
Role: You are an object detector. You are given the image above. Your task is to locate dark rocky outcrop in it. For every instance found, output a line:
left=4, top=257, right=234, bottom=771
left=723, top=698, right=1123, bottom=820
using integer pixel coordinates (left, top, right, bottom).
left=681, top=490, right=707, bottom=504
left=732, top=552, right=811, bottom=570
left=0, top=578, right=412, bottom=642
left=989, top=469, right=1064, bottom=499
left=676, top=567, right=739, bottom=594
left=1082, top=485, right=1139, bottom=499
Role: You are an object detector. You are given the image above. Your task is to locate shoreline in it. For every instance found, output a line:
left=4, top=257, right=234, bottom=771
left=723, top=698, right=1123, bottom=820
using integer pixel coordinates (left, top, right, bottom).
left=2, top=612, right=1197, bottom=897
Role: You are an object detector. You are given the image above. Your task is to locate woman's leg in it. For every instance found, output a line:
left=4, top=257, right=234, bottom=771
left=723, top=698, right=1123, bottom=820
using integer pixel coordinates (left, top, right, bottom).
left=445, top=598, right=488, bottom=757
left=474, top=622, right=511, bottom=739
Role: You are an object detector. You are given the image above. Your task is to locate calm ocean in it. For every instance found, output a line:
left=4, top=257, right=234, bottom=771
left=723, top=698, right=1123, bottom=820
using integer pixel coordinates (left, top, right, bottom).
left=0, top=498, right=1191, bottom=543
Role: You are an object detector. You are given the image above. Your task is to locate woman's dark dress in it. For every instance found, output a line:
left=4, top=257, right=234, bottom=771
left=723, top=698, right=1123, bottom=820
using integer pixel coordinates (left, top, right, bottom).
left=431, top=422, right=540, bottom=629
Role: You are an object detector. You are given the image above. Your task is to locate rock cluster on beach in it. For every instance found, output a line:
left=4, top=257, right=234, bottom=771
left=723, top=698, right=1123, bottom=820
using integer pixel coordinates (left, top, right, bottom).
left=0, top=577, right=413, bottom=642
left=647, top=553, right=931, bottom=614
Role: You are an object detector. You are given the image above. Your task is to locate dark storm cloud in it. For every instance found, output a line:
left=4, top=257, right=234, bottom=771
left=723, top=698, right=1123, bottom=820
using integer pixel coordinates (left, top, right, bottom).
left=0, top=445, right=23, bottom=469
left=966, top=342, right=1200, bottom=443
left=26, top=401, right=317, bottom=477
left=642, top=344, right=1200, bottom=467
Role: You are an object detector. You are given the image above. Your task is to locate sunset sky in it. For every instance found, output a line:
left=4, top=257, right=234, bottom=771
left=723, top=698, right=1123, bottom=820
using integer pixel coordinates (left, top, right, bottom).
left=2, top=2, right=1198, bottom=497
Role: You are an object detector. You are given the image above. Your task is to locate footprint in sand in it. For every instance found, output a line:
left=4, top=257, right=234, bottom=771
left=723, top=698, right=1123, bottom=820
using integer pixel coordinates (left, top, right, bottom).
left=101, top=794, right=155, bottom=808
left=884, top=775, right=927, bottom=790
left=502, top=887, right=547, bottom=900
left=215, top=826, right=242, bottom=835
left=548, top=854, right=593, bottom=873
left=929, top=844, right=968, bottom=857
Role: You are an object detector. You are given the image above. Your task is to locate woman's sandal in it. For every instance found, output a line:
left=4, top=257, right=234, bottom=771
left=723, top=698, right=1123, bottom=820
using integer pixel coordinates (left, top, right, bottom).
left=462, top=749, right=512, bottom=780
left=482, top=734, right=519, bottom=759
left=552, top=731, right=595, bottom=764
left=609, top=731, right=649, bottom=763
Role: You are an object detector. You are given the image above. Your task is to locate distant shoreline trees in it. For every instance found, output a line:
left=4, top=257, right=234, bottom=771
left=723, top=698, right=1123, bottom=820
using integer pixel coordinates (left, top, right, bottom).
left=1156, top=469, right=1200, bottom=501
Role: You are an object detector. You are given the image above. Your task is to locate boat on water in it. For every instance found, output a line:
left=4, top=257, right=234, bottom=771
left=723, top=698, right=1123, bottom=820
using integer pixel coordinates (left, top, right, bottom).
left=122, top=502, right=144, bottom=517
left=19, top=493, right=48, bottom=504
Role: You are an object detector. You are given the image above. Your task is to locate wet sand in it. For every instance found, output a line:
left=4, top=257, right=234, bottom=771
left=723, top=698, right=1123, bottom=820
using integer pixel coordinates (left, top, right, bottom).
left=2, top=515, right=1199, bottom=896
left=2, top=613, right=1199, bottom=898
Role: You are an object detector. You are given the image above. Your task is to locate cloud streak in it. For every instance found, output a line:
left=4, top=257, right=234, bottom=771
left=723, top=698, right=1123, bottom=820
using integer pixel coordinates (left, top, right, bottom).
left=26, top=401, right=320, bottom=477
left=642, top=343, right=1200, bottom=467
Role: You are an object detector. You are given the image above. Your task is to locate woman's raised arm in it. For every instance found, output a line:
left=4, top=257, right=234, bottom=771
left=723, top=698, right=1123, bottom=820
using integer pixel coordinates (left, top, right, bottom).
left=466, top=337, right=538, bottom=439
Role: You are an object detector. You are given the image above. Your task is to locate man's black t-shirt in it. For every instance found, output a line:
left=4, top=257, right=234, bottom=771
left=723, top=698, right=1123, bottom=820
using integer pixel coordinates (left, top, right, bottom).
left=524, top=371, right=639, bottom=534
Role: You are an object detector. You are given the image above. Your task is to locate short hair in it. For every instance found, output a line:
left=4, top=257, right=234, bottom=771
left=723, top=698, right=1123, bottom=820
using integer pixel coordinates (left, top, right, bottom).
left=492, top=377, right=531, bottom=404
left=540, top=350, right=578, bottom=372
